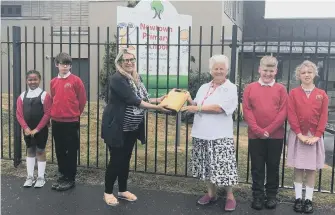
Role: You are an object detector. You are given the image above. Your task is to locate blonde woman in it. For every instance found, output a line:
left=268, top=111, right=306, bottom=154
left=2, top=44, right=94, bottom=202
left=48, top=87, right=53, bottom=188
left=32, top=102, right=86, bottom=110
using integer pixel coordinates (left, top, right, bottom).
left=182, top=55, right=239, bottom=212
left=101, top=48, right=169, bottom=206
left=287, top=60, right=328, bottom=214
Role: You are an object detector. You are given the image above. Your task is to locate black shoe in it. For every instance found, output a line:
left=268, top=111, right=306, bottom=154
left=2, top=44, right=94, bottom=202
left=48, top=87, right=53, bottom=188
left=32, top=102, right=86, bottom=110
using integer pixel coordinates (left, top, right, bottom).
left=303, top=199, right=314, bottom=214
left=51, top=175, right=66, bottom=190
left=265, top=197, right=277, bottom=209
left=251, top=198, right=264, bottom=210
left=293, top=198, right=304, bottom=213
left=56, top=180, right=75, bottom=191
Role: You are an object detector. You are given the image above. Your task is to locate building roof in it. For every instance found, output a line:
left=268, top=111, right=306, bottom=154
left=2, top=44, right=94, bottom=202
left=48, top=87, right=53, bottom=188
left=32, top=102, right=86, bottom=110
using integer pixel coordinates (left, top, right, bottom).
left=242, top=41, right=335, bottom=54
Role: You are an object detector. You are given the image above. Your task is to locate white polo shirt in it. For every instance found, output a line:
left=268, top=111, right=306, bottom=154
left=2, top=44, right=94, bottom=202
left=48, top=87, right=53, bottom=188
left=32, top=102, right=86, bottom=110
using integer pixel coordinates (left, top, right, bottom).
left=191, top=80, right=238, bottom=140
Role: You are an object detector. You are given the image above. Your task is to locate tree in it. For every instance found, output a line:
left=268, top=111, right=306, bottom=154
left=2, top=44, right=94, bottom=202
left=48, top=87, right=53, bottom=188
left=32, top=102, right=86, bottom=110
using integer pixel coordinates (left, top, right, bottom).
left=99, top=1, right=140, bottom=104
left=151, top=0, right=164, bottom=19
left=99, top=36, right=118, bottom=104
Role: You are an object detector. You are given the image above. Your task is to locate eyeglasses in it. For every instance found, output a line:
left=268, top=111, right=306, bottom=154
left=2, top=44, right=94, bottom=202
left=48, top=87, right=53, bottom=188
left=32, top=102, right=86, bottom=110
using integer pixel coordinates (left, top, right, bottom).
left=122, top=58, right=136, bottom=63
left=58, top=63, right=71, bottom=67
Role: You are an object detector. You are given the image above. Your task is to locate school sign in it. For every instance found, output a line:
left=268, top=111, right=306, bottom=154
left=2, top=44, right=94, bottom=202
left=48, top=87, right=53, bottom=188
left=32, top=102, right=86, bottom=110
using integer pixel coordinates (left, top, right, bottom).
left=117, top=0, right=192, bottom=96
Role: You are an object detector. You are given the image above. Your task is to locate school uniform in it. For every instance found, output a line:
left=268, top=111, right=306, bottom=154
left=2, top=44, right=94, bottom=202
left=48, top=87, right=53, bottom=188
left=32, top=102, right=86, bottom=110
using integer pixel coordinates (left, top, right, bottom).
left=287, top=86, right=328, bottom=170
left=16, top=87, right=52, bottom=187
left=50, top=72, right=86, bottom=190
left=242, top=79, right=288, bottom=201
left=16, top=87, right=52, bottom=149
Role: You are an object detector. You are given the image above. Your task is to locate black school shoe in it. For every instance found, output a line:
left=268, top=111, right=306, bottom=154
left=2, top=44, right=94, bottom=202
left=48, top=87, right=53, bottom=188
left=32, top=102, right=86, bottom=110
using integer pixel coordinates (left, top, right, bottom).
left=293, top=198, right=304, bottom=213
left=265, top=197, right=277, bottom=209
left=251, top=198, right=264, bottom=210
left=56, top=180, right=75, bottom=191
left=51, top=175, right=66, bottom=190
left=303, top=199, right=314, bottom=214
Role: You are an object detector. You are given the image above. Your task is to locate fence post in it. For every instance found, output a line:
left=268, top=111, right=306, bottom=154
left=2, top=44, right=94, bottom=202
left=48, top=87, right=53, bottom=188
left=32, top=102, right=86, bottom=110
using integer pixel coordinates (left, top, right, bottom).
left=12, top=26, right=22, bottom=168
left=230, top=25, right=238, bottom=84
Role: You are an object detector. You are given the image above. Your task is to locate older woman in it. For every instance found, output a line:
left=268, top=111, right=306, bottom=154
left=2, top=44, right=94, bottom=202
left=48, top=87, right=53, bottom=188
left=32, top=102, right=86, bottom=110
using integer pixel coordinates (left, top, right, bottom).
left=101, top=48, right=169, bottom=206
left=182, top=55, right=239, bottom=212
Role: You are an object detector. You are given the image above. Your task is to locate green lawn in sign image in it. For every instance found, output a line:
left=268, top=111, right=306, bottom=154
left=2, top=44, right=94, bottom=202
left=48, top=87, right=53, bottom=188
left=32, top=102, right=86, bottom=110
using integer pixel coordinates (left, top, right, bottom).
left=147, top=88, right=175, bottom=98
left=140, top=75, right=188, bottom=89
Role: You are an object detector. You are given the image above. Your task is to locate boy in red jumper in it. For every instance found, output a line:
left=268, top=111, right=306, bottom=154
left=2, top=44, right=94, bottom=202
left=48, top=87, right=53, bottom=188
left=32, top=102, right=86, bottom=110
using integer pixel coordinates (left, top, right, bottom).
left=16, top=70, right=52, bottom=188
left=243, top=56, right=288, bottom=210
left=50, top=52, right=87, bottom=191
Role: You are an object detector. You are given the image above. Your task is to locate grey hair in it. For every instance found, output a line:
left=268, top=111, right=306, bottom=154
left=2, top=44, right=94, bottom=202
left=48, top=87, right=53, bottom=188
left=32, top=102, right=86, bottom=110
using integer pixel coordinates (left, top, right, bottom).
left=294, top=60, right=319, bottom=80
left=209, top=55, right=230, bottom=73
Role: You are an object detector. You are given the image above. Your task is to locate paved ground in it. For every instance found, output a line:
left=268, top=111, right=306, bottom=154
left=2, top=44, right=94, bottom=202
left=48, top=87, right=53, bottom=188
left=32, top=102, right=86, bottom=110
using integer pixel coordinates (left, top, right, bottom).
left=1, top=175, right=333, bottom=215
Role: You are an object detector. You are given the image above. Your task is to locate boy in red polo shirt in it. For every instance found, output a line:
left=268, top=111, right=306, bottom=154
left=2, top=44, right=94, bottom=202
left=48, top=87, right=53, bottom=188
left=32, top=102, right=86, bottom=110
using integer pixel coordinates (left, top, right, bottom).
left=50, top=52, right=87, bottom=191
left=243, top=56, right=288, bottom=210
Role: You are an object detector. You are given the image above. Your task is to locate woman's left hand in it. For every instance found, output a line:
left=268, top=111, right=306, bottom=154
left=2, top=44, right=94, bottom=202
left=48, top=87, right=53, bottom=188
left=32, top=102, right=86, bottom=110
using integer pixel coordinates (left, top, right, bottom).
left=181, top=105, right=198, bottom=113
left=306, top=136, right=320, bottom=145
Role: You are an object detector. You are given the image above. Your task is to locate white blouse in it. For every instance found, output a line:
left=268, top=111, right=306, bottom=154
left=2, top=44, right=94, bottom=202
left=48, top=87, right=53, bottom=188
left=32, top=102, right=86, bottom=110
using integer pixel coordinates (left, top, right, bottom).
left=191, top=80, right=238, bottom=140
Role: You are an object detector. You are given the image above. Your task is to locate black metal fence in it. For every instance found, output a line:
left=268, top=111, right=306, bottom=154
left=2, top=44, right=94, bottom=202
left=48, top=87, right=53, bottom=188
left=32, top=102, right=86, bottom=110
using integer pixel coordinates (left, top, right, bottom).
left=1, top=25, right=334, bottom=194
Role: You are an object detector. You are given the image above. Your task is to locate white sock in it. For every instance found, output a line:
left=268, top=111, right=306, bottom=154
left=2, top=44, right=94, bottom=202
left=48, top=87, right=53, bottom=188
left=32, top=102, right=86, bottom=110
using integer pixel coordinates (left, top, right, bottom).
left=37, top=161, right=46, bottom=179
left=294, top=182, right=303, bottom=199
left=305, top=186, right=314, bottom=201
left=26, top=157, right=36, bottom=178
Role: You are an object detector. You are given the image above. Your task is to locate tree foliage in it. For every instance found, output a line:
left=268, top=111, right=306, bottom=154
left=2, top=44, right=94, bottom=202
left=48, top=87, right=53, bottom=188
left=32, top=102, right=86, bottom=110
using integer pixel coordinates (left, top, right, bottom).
left=99, top=1, right=140, bottom=103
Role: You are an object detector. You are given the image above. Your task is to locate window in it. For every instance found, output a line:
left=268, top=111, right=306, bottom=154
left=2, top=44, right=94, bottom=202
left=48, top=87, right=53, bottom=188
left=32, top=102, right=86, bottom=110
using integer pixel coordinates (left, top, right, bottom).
left=1, top=5, right=22, bottom=17
left=224, top=1, right=237, bottom=21
left=232, top=1, right=237, bottom=21
left=238, top=1, right=243, bottom=14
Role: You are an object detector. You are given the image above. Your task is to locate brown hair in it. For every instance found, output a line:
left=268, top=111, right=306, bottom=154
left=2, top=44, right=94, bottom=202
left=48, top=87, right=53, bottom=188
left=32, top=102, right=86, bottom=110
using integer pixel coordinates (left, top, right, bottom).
left=54, top=52, right=72, bottom=65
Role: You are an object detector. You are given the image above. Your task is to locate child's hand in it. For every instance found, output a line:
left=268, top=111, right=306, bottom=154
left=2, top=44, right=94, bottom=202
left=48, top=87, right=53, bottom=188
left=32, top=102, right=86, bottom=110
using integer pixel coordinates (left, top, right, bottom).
left=24, top=128, right=31, bottom=136
left=306, top=136, right=320, bottom=145
left=31, top=129, right=39, bottom=137
left=297, top=134, right=309, bottom=143
left=260, top=131, right=269, bottom=139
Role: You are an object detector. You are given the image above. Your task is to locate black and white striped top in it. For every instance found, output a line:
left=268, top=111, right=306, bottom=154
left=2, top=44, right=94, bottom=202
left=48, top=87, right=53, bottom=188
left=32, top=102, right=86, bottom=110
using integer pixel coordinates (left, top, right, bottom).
left=122, top=105, right=145, bottom=131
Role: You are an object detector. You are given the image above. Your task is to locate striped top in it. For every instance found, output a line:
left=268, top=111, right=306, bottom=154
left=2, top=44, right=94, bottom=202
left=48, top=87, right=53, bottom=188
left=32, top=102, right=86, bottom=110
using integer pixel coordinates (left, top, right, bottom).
left=122, top=105, right=145, bottom=131
left=301, top=85, right=315, bottom=98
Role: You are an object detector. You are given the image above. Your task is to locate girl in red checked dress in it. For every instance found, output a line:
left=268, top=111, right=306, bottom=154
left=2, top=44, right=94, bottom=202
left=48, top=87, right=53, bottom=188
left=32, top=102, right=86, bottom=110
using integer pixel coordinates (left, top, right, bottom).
left=287, top=60, right=328, bottom=214
left=16, top=70, right=52, bottom=188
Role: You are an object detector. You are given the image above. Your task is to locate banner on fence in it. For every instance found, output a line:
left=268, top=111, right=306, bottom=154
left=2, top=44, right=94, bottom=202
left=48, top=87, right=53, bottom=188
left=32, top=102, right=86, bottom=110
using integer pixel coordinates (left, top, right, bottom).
left=117, top=0, right=192, bottom=96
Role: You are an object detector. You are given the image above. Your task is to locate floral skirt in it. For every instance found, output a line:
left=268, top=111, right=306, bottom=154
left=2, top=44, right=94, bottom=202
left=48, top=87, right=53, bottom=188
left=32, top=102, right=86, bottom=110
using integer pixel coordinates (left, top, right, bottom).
left=190, top=137, right=239, bottom=186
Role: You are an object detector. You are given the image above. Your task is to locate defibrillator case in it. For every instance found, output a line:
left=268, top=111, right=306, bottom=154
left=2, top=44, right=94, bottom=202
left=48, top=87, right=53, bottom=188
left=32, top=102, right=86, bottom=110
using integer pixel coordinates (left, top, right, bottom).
left=159, top=89, right=189, bottom=112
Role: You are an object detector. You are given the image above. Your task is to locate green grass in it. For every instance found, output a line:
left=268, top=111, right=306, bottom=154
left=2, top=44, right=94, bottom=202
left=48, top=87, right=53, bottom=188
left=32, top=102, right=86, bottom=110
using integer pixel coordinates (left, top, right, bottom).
left=1, top=93, right=335, bottom=193
left=140, top=75, right=188, bottom=89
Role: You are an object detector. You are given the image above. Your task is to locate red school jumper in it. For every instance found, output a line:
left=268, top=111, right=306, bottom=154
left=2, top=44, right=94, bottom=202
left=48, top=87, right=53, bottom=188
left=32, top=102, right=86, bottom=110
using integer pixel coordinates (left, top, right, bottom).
left=50, top=73, right=87, bottom=122
left=16, top=88, right=52, bottom=131
left=243, top=81, right=288, bottom=139
left=288, top=87, right=328, bottom=137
